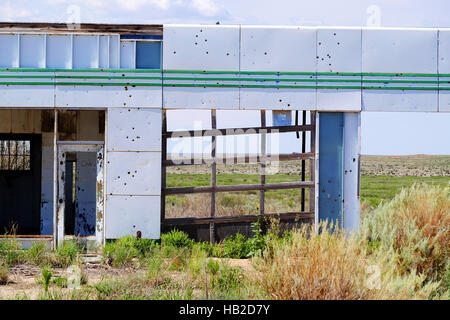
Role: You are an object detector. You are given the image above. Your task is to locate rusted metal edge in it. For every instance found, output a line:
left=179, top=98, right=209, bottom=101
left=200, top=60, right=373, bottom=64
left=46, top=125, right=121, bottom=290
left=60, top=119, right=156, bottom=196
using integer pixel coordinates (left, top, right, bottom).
left=164, top=152, right=315, bottom=166
left=164, top=124, right=314, bottom=138
left=165, top=181, right=314, bottom=195
left=163, top=212, right=314, bottom=225
left=0, top=22, right=163, bottom=35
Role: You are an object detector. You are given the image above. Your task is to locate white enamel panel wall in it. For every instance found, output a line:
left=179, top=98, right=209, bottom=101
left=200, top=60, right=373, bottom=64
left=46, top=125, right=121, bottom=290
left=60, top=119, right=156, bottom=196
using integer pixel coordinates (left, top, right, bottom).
left=54, top=71, right=162, bottom=108
left=438, top=29, right=450, bottom=112
left=163, top=25, right=240, bottom=109
left=317, top=28, right=361, bottom=111
left=107, top=108, right=161, bottom=151
left=105, top=195, right=160, bottom=239
left=362, top=28, right=438, bottom=112
left=105, top=107, right=162, bottom=239
left=240, top=26, right=316, bottom=110
left=343, top=113, right=360, bottom=231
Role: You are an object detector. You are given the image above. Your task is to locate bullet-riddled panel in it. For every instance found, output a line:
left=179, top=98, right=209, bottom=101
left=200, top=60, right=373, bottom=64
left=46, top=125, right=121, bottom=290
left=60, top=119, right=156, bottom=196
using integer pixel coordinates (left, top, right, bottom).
left=362, top=28, right=438, bottom=112
left=106, top=151, right=161, bottom=195
left=163, top=24, right=240, bottom=109
left=316, top=28, right=361, bottom=111
left=240, top=26, right=316, bottom=110
left=106, top=195, right=160, bottom=239
left=343, top=113, right=360, bottom=231
left=54, top=71, right=162, bottom=108
left=107, top=108, right=162, bottom=151
left=163, top=24, right=239, bottom=70
left=438, top=29, right=450, bottom=112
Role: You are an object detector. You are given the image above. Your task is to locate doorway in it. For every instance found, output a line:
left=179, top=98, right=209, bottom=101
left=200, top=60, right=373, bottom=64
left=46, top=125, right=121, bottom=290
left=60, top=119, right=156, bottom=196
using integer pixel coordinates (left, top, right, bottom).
left=0, top=134, right=41, bottom=235
left=57, top=142, right=104, bottom=248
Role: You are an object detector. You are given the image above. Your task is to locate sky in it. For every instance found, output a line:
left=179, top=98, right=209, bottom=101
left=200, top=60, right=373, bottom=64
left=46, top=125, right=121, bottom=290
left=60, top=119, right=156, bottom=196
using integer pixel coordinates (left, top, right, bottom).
left=1, top=0, right=449, bottom=155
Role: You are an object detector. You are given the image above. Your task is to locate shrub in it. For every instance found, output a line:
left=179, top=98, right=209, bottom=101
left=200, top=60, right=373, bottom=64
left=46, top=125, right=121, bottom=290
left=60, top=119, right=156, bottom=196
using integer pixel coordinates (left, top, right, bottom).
left=209, top=263, right=245, bottom=299
left=25, top=242, right=49, bottom=266
left=103, top=236, right=140, bottom=267
left=0, top=237, right=23, bottom=266
left=53, top=240, right=81, bottom=268
left=259, top=223, right=439, bottom=300
left=359, top=183, right=450, bottom=291
left=41, top=265, right=53, bottom=292
left=161, top=230, right=194, bottom=248
left=246, top=220, right=266, bottom=257
left=222, top=233, right=249, bottom=258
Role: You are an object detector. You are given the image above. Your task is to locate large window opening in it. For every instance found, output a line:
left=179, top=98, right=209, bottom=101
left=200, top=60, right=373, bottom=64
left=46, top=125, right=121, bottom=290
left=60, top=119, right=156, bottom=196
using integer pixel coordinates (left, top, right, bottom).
left=162, top=109, right=315, bottom=242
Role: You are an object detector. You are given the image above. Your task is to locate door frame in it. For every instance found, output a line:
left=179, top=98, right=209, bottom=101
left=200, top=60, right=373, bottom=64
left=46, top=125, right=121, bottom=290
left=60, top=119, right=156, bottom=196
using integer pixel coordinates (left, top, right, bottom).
left=56, top=141, right=104, bottom=248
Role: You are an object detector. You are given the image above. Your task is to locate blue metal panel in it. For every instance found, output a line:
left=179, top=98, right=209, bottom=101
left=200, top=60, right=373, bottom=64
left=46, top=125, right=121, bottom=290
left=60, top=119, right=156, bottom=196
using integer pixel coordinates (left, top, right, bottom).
left=319, top=112, right=344, bottom=227
left=272, top=110, right=292, bottom=126
left=136, top=41, right=161, bottom=69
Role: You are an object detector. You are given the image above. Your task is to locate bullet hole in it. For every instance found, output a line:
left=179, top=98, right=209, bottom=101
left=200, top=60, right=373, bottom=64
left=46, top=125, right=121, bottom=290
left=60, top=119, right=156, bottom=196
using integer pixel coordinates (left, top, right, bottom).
left=128, top=171, right=130, bottom=174
left=264, top=52, right=267, bottom=55
left=195, top=42, right=198, bottom=45
left=195, top=34, right=198, bottom=37
left=59, top=199, right=63, bottom=203
left=206, top=51, right=209, bottom=54
left=173, top=51, right=176, bottom=54
left=318, top=42, right=321, bottom=45
left=353, top=158, right=356, bottom=162
left=333, top=33, right=336, bottom=36
left=205, top=39, right=207, bottom=42
left=337, top=42, right=340, bottom=45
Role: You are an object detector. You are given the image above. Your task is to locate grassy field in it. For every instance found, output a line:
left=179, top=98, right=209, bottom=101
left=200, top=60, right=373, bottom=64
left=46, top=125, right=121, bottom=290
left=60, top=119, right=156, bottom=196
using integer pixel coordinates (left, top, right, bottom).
left=165, top=155, right=450, bottom=217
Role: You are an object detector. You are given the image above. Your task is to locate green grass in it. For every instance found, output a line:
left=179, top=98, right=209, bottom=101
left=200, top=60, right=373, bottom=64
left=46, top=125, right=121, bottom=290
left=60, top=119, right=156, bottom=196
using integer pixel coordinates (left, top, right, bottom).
left=166, top=173, right=450, bottom=214
left=360, top=175, right=450, bottom=208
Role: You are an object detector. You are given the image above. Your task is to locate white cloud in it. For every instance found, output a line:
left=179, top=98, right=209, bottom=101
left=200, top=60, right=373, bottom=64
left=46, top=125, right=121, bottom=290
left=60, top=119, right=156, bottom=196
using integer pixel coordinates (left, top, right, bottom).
left=115, top=0, right=171, bottom=11
left=0, top=1, right=34, bottom=21
left=191, top=0, right=221, bottom=16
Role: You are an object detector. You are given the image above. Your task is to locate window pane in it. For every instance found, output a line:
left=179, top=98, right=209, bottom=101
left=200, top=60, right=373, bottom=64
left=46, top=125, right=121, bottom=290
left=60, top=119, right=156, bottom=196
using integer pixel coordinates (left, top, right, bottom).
left=136, top=41, right=161, bottom=69
left=0, top=139, right=31, bottom=171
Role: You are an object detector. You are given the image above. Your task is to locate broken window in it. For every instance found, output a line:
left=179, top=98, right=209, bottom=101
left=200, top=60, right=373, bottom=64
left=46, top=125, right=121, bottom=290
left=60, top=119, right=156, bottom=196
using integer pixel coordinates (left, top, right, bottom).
left=0, top=139, right=31, bottom=171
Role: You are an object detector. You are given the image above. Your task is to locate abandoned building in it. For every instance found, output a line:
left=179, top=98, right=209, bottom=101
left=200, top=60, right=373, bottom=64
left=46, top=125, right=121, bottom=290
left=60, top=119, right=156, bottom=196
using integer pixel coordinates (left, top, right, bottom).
left=0, top=23, right=447, bottom=248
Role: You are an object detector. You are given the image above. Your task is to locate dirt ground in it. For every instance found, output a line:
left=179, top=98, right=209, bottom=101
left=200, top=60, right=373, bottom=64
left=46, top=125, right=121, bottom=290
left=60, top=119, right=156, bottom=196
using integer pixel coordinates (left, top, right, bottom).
left=0, top=258, right=255, bottom=300
left=0, top=262, right=138, bottom=300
